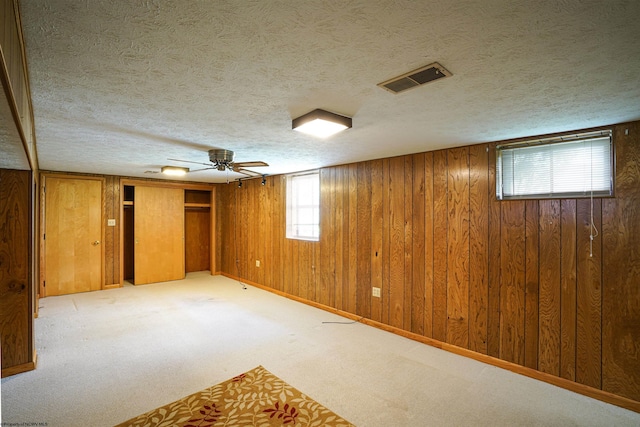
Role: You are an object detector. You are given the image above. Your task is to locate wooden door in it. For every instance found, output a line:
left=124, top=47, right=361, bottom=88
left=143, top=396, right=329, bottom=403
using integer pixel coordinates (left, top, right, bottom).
left=44, top=176, right=103, bottom=296
left=134, top=186, right=184, bottom=284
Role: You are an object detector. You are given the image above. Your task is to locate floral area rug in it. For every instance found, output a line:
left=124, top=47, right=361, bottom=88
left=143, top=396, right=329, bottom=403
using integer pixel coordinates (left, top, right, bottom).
left=115, top=365, right=355, bottom=426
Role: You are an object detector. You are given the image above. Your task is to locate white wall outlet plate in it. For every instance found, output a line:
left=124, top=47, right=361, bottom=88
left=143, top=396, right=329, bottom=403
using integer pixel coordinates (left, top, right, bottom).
left=256, top=260, right=260, bottom=267
left=107, top=219, right=116, bottom=226
left=372, top=287, right=381, bottom=298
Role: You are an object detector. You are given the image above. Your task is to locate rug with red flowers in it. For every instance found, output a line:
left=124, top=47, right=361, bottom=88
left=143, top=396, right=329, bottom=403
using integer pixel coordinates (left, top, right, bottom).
left=115, top=365, right=355, bottom=427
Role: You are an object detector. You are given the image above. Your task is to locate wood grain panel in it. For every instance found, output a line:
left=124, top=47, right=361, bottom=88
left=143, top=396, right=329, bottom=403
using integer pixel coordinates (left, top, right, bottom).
left=248, top=181, right=259, bottom=284
left=235, top=185, right=247, bottom=280
left=538, top=199, right=561, bottom=376
left=270, top=176, right=283, bottom=291
left=381, top=159, right=391, bottom=325
left=104, top=175, right=116, bottom=285
left=0, top=169, right=31, bottom=370
left=242, top=182, right=251, bottom=282
left=561, top=200, right=577, bottom=381
left=207, top=187, right=214, bottom=275
left=499, top=201, right=526, bottom=364
left=576, top=198, right=602, bottom=389
left=469, top=144, right=489, bottom=354
left=336, top=166, right=348, bottom=310
left=346, top=164, right=358, bottom=313
left=446, top=147, right=470, bottom=348
left=218, top=184, right=234, bottom=275
left=185, top=208, right=210, bottom=273
left=524, top=200, right=540, bottom=370
left=258, top=180, right=269, bottom=286
left=282, top=234, right=297, bottom=295
left=602, top=123, right=640, bottom=401
left=432, top=150, right=448, bottom=342
left=411, top=153, right=425, bottom=335
left=111, top=177, right=121, bottom=283
left=214, top=186, right=226, bottom=273
left=388, top=156, right=405, bottom=329
left=319, top=168, right=334, bottom=306
left=313, top=234, right=320, bottom=304
left=487, top=143, right=502, bottom=358
left=370, top=160, right=384, bottom=323
left=403, top=155, right=413, bottom=330
left=423, top=153, right=435, bottom=338
left=287, top=239, right=301, bottom=296
left=299, top=241, right=312, bottom=301
left=356, top=162, right=372, bottom=317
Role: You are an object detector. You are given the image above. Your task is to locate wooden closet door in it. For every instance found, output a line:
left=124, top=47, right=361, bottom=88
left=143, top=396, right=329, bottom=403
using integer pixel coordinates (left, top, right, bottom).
left=44, top=176, right=103, bottom=296
left=134, top=186, right=184, bottom=285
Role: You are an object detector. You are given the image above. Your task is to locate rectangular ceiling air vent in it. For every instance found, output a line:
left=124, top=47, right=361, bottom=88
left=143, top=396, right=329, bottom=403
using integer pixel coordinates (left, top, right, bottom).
left=378, top=62, right=452, bottom=94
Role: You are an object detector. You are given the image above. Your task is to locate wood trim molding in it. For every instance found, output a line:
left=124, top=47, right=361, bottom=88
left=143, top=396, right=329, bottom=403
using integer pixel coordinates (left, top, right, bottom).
left=220, top=272, right=640, bottom=414
left=1, top=351, right=36, bottom=378
left=210, top=186, right=217, bottom=275
left=120, top=178, right=214, bottom=191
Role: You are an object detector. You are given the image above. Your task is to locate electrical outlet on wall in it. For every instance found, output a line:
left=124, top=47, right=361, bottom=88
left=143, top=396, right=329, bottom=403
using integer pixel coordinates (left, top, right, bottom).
left=372, top=287, right=381, bottom=298
left=256, top=260, right=261, bottom=267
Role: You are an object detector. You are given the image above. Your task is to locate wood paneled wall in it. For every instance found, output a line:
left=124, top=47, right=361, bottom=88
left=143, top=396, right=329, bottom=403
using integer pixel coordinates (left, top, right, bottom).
left=216, top=121, right=640, bottom=405
left=0, top=168, right=34, bottom=377
left=104, top=175, right=120, bottom=286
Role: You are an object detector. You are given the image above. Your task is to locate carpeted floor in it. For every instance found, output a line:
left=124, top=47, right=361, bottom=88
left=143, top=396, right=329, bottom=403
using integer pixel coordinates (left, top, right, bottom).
left=2, top=272, right=639, bottom=426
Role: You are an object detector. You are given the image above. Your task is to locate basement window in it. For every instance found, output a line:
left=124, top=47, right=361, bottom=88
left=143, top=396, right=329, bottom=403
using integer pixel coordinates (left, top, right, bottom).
left=496, top=130, right=613, bottom=200
left=286, top=171, right=320, bottom=241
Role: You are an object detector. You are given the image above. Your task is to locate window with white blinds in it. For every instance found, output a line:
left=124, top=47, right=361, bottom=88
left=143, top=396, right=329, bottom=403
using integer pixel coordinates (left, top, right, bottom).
left=496, top=131, right=613, bottom=200
left=286, top=171, right=320, bottom=241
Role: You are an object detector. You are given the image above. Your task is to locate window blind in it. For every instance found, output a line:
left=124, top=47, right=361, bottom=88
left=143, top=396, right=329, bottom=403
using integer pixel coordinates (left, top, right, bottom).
left=286, top=172, right=320, bottom=241
left=497, top=132, right=612, bottom=200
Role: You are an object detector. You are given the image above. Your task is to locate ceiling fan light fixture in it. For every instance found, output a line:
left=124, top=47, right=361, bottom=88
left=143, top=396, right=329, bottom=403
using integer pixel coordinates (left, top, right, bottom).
left=161, top=166, right=189, bottom=176
left=292, top=109, right=352, bottom=138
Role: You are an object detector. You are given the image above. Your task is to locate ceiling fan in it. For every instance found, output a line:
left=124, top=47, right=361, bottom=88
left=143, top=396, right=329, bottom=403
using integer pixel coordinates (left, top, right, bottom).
left=168, top=149, right=268, bottom=176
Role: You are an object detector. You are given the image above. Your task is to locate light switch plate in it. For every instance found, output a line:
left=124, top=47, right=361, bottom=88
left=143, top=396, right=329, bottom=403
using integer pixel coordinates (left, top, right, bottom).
left=107, top=219, right=116, bottom=226
left=372, top=287, right=381, bottom=298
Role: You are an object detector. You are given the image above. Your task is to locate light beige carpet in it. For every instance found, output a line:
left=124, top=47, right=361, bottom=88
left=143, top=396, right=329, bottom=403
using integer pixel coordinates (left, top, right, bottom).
left=115, top=365, right=354, bottom=427
left=3, top=273, right=640, bottom=426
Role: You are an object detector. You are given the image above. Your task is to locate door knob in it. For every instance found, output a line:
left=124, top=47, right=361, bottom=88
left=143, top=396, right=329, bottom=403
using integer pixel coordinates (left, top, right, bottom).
left=92, top=240, right=100, bottom=246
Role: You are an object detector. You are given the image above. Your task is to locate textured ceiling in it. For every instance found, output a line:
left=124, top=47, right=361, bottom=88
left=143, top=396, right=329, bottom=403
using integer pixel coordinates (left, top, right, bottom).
left=17, top=0, right=640, bottom=183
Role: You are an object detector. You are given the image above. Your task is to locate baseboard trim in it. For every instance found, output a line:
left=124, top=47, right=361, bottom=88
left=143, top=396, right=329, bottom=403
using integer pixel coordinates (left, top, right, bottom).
left=1, top=351, right=37, bottom=378
left=220, top=272, right=640, bottom=413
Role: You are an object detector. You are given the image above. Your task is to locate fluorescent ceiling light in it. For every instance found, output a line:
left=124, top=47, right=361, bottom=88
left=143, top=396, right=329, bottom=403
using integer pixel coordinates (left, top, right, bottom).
left=292, top=109, right=352, bottom=138
left=161, top=166, right=189, bottom=176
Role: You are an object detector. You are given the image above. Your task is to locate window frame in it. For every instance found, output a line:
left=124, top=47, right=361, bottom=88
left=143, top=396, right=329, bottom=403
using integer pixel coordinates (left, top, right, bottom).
left=496, top=130, right=614, bottom=201
left=286, top=170, right=320, bottom=241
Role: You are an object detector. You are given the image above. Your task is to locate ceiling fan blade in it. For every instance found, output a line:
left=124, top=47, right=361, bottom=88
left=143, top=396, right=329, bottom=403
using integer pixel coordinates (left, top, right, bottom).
left=167, top=158, right=212, bottom=167
left=188, top=167, right=215, bottom=173
left=233, top=161, right=268, bottom=168
left=235, top=167, right=261, bottom=176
